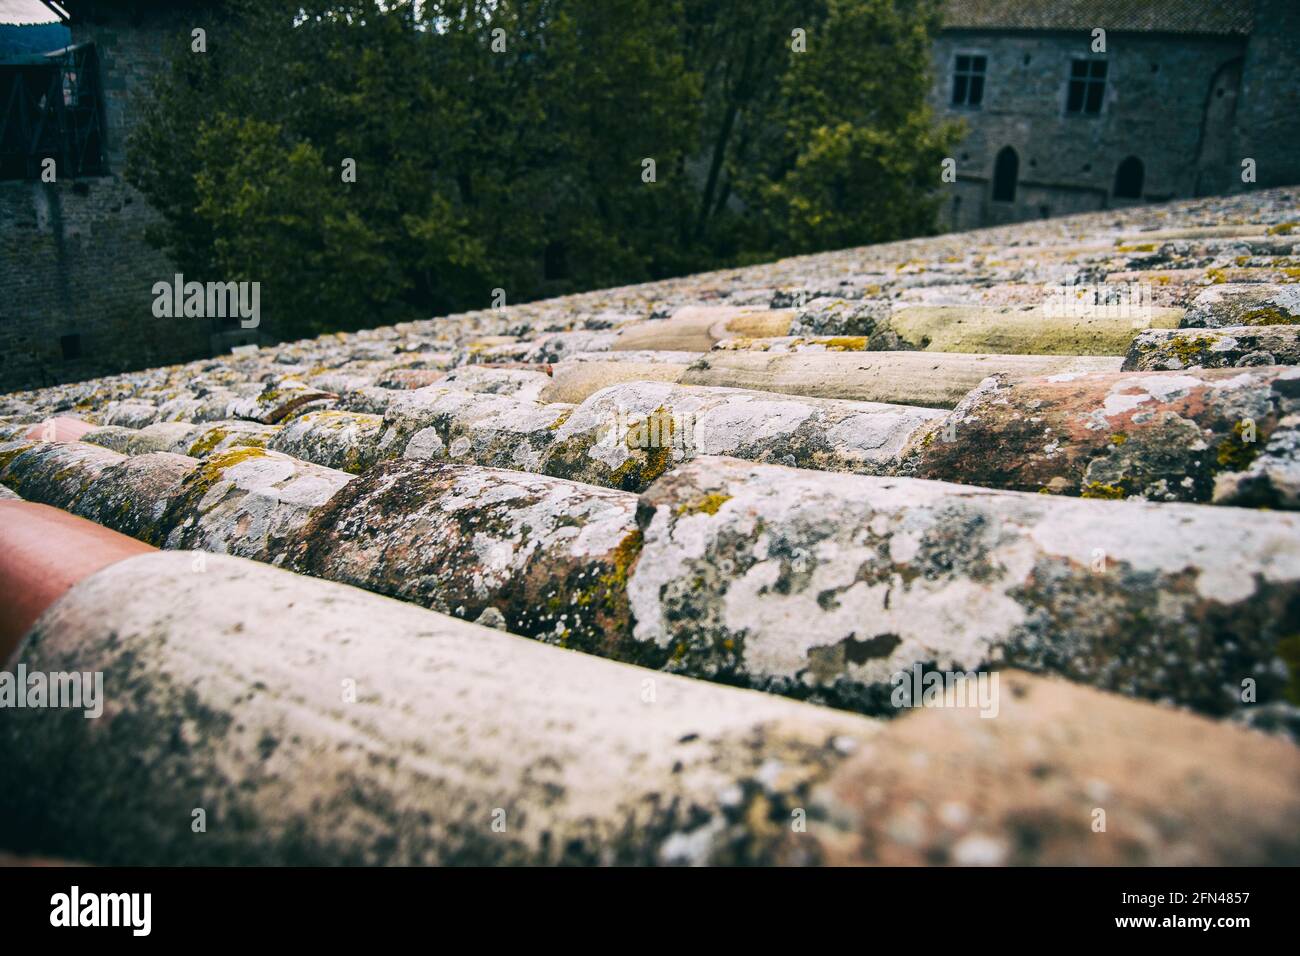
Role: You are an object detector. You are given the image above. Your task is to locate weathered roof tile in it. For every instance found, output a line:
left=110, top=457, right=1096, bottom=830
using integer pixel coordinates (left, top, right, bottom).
left=4, top=185, right=1300, bottom=865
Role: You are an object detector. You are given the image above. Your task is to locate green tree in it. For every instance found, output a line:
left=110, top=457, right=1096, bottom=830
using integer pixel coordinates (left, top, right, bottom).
left=681, top=0, right=817, bottom=248
left=732, top=0, right=961, bottom=255
left=192, top=115, right=407, bottom=333
left=128, top=0, right=955, bottom=342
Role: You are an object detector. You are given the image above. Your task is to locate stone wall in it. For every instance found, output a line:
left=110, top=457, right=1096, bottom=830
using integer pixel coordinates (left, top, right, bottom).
left=931, top=29, right=1250, bottom=230
left=1235, top=0, right=1300, bottom=192
left=0, top=7, right=212, bottom=394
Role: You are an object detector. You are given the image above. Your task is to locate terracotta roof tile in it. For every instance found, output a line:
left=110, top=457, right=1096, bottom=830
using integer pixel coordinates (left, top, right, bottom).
left=2, top=186, right=1300, bottom=864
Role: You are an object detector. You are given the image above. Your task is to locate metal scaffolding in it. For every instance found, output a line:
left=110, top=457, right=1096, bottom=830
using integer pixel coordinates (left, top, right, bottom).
left=0, top=42, right=106, bottom=181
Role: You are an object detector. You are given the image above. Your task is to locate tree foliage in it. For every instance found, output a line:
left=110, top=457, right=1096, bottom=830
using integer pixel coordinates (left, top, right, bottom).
left=129, top=0, right=958, bottom=340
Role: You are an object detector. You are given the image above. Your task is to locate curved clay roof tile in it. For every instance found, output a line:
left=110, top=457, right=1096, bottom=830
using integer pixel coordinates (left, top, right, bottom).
left=0, top=501, right=153, bottom=663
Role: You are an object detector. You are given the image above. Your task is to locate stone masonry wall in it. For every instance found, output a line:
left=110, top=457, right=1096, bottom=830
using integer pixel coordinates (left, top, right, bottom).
left=931, top=30, right=1249, bottom=230
left=1235, top=0, right=1300, bottom=193
left=0, top=9, right=209, bottom=394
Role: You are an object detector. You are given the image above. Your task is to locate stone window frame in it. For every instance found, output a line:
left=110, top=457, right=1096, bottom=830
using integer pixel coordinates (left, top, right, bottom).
left=1063, top=56, right=1110, bottom=118
left=950, top=49, right=989, bottom=110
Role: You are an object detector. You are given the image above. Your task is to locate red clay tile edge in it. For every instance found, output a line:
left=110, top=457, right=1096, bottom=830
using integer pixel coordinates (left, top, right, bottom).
left=22, top=417, right=95, bottom=443
left=0, top=501, right=155, bottom=664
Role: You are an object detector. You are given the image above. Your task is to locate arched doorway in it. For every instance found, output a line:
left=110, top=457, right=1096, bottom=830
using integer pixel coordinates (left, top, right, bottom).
left=992, top=146, right=1018, bottom=202
left=1194, top=58, right=1242, bottom=196
left=1113, top=156, right=1144, bottom=199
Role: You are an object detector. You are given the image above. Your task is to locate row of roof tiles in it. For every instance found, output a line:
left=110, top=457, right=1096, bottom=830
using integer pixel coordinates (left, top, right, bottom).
left=1, top=186, right=1299, bottom=864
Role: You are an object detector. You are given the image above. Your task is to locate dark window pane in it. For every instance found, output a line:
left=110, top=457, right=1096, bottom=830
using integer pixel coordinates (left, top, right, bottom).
left=956, top=55, right=969, bottom=71
left=1091, top=60, right=1108, bottom=78
left=972, top=56, right=986, bottom=73
left=1072, top=59, right=1089, bottom=78
left=969, top=75, right=984, bottom=105
left=953, top=74, right=968, bottom=104
left=1067, top=80, right=1085, bottom=112
left=993, top=147, right=1018, bottom=202
left=1084, top=80, right=1105, bottom=113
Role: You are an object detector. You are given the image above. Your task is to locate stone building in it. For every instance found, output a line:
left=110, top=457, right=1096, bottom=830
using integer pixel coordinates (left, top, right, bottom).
left=933, top=0, right=1300, bottom=229
left=0, top=0, right=244, bottom=394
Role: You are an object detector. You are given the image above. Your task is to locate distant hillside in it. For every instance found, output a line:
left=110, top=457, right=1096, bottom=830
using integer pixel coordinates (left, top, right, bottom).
left=0, top=22, right=70, bottom=61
